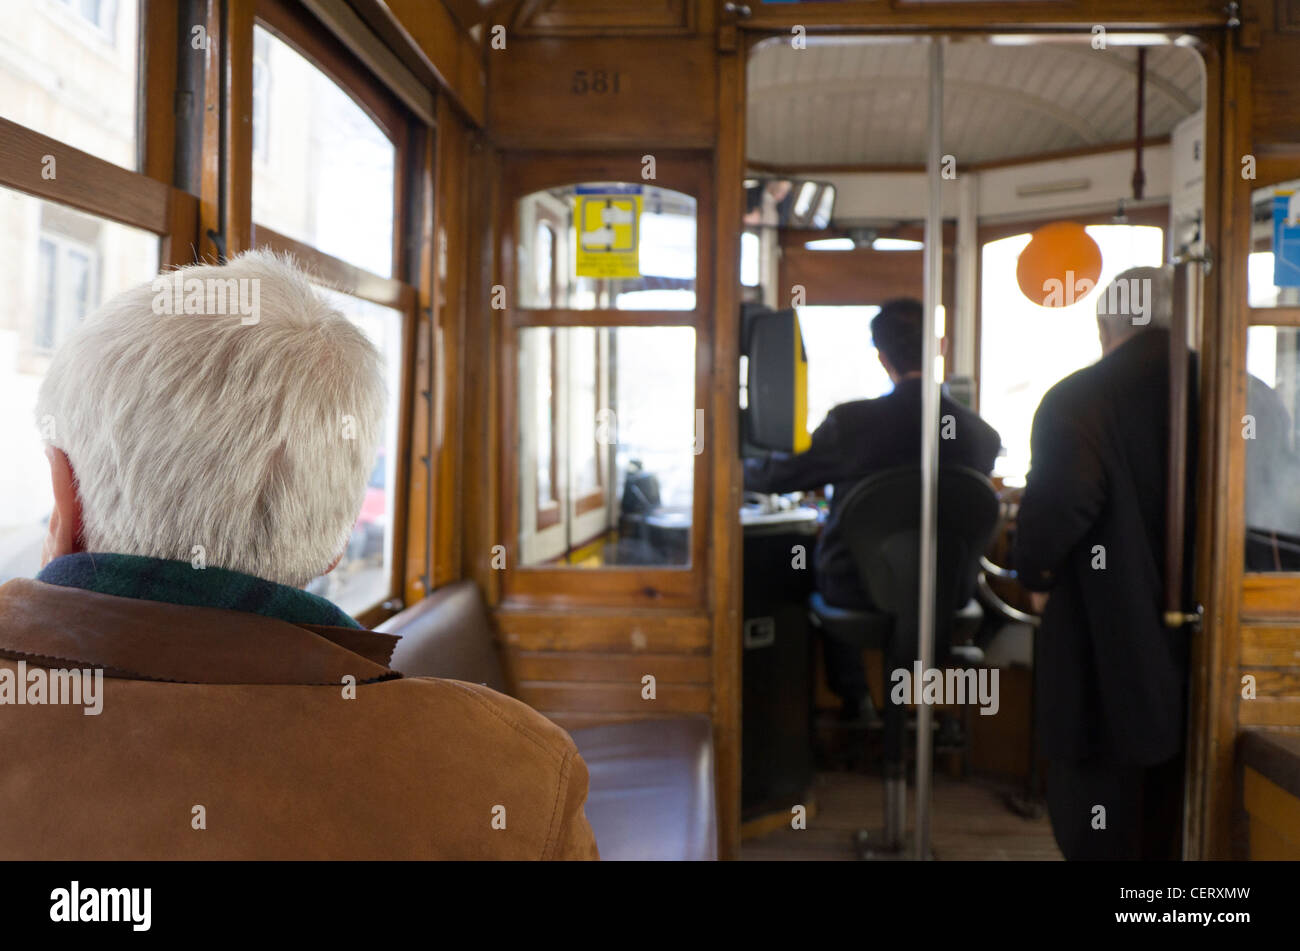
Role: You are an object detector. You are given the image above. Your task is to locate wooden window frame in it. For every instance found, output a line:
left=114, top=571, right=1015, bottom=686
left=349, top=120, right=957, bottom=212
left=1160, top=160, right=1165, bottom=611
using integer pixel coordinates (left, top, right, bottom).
left=499, top=152, right=713, bottom=610
left=241, top=0, right=431, bottom=625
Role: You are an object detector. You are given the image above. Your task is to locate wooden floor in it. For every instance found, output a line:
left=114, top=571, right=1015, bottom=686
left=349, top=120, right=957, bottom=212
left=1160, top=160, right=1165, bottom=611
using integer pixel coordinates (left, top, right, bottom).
left=742, top=771, right=1063, bottom=861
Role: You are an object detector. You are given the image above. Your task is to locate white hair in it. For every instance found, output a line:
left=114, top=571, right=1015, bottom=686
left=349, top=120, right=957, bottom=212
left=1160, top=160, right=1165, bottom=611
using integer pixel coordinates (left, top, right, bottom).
left=35, top=250, right=386, bottom=587
left=1096, top=264, right=1173, bottom=334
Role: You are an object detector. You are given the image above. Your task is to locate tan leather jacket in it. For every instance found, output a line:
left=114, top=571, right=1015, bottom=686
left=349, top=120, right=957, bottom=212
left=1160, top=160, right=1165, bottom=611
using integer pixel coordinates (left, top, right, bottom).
left=0, top=579, right=599, bottom=860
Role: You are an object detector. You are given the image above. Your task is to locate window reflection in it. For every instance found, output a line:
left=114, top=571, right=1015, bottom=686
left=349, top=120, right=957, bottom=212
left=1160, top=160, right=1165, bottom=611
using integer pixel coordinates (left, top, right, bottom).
left=1244, top=325, right=1300, bottom=571
left=518, top=326, right=695, bottom=567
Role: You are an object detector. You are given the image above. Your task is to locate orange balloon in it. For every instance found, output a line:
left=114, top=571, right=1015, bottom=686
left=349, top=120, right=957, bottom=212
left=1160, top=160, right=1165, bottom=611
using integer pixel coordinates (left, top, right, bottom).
left=1015, top=222, right=1103, bottom=308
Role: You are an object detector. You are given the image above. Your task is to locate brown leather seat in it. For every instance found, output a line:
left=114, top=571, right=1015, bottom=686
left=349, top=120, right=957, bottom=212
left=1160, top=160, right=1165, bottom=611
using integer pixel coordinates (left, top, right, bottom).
left=378, top=582, right=718, bottom=860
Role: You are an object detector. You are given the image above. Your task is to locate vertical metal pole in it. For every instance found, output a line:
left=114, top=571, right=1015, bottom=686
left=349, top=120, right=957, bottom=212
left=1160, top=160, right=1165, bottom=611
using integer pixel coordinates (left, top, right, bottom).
left=915, top=35, right=944, bottom=862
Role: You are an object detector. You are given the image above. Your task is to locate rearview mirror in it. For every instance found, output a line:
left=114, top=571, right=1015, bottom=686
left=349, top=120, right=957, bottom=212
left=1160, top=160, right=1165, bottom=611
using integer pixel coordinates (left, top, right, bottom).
left=743, top=177, right=836, bottom=229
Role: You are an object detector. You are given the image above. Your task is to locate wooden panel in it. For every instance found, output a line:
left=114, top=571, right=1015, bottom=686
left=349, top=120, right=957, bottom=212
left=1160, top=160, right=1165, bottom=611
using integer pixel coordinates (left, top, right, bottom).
left=515, top=681, right=711, bottom=715
left=376, top=0, right=486, bottom=127
left=225, top=0, right=255, bottom=255
left=1242, top=575, right=1300, bottom=619
left=0, top=119, right=170, bottom=233
left=711, top=36, right=747, bottom=862
left=513, top=0, right=692, bottom=35
left=1282, top=0, right=1300, bottom=32
left=488, top=38, right=716, bottom=149
left=496, top=611, right=711, bottom=652
left=1238, top=692, right=1300, bottom=726
left=780, top=248, right=932, bottom=307
left=743, top=1, right=1227, bottom=30
left=142, top=0, right=179, bottom=185
left=1241, top=625, right=1300, bottom=666
left=510, top=651, right=711, bottom=683
left=1249, top=18, right=1300, bottom=146
left=1244, top=767, right=1300, bottom=858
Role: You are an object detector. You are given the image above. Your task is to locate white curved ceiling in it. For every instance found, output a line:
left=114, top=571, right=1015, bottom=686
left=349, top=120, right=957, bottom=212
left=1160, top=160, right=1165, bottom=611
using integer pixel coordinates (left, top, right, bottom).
left=747, top=38, right=1204, bottom=168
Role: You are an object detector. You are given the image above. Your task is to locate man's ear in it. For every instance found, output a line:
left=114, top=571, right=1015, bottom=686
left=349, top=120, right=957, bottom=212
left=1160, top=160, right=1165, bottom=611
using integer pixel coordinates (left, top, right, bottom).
left=42, top=447, right=85, bottom=567
left=322, top=551, right=344, bottom=576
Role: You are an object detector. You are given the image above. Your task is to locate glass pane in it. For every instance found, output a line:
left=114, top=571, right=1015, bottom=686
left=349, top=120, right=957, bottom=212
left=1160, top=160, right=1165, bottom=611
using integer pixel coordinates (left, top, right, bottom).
left=516, top=183, right=697, bottom=310
left=1248, top=179, right=1300, bottom=308
left=518, top=326, right=696, bottom=567
left=0, top=185, right=159, bottom=583
left=307, top=288, right=403, bottom=613
left=0, top=0, right=139, bottom=170
left=1244, top=325, right=1300, bottom=571
left=795, top=305, right=890, bottom=431
left=979, top=224, right=1164, bottom=484
left=252, top=25, right=396, bottom=278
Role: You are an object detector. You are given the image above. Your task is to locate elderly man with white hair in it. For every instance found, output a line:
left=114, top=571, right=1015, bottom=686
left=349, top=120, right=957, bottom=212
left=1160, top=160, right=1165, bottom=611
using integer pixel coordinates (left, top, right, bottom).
left=0, top=251, right=598, bottom=860
left=1013, top=265, right=1194, bottom=861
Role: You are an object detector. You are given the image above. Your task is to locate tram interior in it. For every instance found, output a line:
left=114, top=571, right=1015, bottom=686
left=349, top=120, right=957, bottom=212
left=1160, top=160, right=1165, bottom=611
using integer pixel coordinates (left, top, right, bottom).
left=3, top=0, right=1300, bottom=869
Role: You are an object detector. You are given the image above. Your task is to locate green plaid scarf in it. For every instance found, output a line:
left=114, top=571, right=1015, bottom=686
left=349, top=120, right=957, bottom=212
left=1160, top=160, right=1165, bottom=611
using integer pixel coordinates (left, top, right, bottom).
left=37, top=553, right=362, bottom=630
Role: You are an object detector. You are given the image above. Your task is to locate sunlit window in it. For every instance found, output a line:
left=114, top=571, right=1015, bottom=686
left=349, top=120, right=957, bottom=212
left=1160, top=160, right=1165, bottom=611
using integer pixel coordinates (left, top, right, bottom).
left=252, top=25, right=396, bottom=278
left=0, top=186, right=159, bottom=584
left=980, top=224, right=1164, bottom=484
left=796, top=305, right=890, bottom=432
left=0, top=0, right=139, bottom=168
left=306, top=288, right=403, bottom=616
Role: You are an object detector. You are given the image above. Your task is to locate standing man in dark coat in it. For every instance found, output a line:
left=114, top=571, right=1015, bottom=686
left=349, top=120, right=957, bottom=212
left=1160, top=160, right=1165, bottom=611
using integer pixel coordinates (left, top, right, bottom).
left=1014, top=265, right=1193, bottom=860
left=745, top=297, right=1002, bottom=720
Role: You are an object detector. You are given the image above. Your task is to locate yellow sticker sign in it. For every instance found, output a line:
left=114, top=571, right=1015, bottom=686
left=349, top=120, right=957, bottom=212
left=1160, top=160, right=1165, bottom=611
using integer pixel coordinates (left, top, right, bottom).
left=574, top=190, right=641, bottom=279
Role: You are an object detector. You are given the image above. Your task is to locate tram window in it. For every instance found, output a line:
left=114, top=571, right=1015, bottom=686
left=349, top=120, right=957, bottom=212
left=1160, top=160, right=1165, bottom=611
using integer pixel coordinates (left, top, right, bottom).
left=1248, top=179, right=1300, bottom=309
left=251, top=25, right=396, bottom=279
left=517, top=326, right=695, bottom=568
left=516, top=184, right=697, bottom=310
left=979, top=224, right=1164, bottom=484
left=306, top=288, right=403, bottom=614
left=0, top=186, right=159, bottom=584
left=1244, top=326, right=1300, bottom=572
left=795, top=305, right=890, bottom=431
left=0, top=0, right=140, bottom=170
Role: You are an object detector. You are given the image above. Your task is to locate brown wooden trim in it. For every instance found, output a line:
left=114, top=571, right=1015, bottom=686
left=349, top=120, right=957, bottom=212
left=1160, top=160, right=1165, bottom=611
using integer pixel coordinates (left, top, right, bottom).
left=225, top=0, right=255, bottom=256
left=1242, top=576, right=1300, bottom=620
left=711, top=33, right=747, bottom=862
left=0, top=118, right=171, bottom=234
left=1242, top=624, right=1300, bottom=666
left=573, top=490, right=604, bottom=517
left=742, top=2, right=1228, bottom=30
left=1188, top=32, right=1243, bottom=861
left=496, top=609, right=711, bottom=651
left=535, top=327, right=561, bottom=530
left=402, top=124, right=436, bottom=607
left=363, top=0, right=487, bottom=127
left=251, top=224, right=415, bottom=311
left=510, top=650, right=712, bottom=686
left=1249, top=307, right=1300, bottom=326
left=198, top=0, right=223, bottom=261
left=162, top=189, right=201, bottom=269
left=141, top=0, right=179, bottom=185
